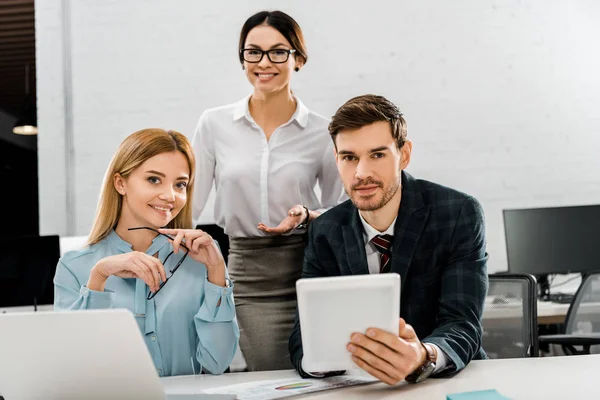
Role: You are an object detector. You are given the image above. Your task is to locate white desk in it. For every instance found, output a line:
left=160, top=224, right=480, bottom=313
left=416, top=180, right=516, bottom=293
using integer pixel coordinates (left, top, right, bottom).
left=162, top=355, right=600, bottom=399
left=484, top=299, right=572, bottom=325
left=536, top=301, right=600, bottom=324
left=0, top=305, right=53, bottom=314
left=536, top=301, right=571, bottom=324
left=484, top=299, right=600, bottom=325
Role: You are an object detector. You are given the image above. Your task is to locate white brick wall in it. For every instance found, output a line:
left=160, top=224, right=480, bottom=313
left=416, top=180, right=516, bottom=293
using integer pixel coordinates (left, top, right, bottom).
left=36, top=0, right=600, bottom=273
left=35, top=0, right=68, bottom=235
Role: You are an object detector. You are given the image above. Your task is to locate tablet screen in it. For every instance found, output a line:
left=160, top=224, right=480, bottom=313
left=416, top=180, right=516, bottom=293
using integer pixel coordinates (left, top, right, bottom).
left=297, top=273, right=400, bottom=372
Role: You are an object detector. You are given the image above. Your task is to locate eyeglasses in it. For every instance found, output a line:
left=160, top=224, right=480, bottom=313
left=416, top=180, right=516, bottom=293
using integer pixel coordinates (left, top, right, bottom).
left=241, top=48, right=296, bottom=63
left=128, top=226, right=189, bottom=300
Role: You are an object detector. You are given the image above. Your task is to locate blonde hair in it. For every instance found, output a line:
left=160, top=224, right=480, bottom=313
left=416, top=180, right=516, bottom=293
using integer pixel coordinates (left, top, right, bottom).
left=87, top=129, right=196, bottom=245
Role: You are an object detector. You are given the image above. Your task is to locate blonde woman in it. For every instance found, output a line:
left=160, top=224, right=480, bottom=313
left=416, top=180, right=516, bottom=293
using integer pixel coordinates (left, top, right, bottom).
left=53, top=129, right=238, bottom=377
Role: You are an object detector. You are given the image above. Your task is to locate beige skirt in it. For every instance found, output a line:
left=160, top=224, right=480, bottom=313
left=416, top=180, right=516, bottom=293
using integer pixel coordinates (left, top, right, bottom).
left=228, top=234, right=307, bottom=371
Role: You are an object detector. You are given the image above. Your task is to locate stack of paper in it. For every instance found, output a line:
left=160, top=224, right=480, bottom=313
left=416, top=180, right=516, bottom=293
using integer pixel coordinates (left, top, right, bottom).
left=202, top=375, right=377, bottom=400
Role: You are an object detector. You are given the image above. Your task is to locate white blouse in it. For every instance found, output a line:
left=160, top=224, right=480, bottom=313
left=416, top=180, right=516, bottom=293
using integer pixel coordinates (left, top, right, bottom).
left=192, top=96, right=347, bottom=238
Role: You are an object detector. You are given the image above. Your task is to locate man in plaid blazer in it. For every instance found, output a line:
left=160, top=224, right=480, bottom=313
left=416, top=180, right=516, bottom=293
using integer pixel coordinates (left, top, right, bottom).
left=289, top=95, right=488, bottom=385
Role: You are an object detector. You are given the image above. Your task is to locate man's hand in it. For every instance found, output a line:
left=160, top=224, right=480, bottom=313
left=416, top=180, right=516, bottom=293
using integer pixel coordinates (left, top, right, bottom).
left=347, top=318, right=427, bottom=385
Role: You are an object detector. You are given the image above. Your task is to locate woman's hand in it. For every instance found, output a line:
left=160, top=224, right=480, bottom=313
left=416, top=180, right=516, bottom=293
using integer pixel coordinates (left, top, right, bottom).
left=89, top=252, right=167, bottom=293
left=158, top=228, right=226, bottom=287
left=257, top=204, right=307, bottom=235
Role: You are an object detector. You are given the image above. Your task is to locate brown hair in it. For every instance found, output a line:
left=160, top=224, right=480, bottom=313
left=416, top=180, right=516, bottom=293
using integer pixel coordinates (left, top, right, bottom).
left=238, top=10, right=307, bottom=66
left=87, top=129, right=195, bottom=245
left=329, top=94, right=408, bottom=149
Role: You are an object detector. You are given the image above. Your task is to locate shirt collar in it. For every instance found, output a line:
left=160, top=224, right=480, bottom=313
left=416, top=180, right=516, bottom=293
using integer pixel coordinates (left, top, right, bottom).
left=106, top=229, right=169, bottom=254
left=294, top=97, right=309, bottom=128
left=232, top=94, right=309, bottom=129
left=232, top=95, right=251, bottom=121
left=359, top=212, right=397, bottom=244
left=106, top=230, right=133, bottom=253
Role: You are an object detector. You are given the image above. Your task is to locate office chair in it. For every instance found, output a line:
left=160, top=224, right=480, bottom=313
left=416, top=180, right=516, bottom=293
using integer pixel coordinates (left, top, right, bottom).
left=482, top=273, right=539, bottom=358
left=538, top=272, right=600, bottom=355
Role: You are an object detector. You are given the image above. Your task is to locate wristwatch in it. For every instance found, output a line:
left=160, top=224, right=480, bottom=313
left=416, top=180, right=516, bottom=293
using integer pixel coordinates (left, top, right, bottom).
left=405, top=343, right=437, bottom=384
left=296, top=205, right=310, bottom=229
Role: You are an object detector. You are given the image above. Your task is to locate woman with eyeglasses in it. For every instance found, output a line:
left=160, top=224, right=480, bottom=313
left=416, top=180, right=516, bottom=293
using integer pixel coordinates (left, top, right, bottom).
left=53, top=129, right=239, bottom=377
left=191, top=11, right=345, bottom=371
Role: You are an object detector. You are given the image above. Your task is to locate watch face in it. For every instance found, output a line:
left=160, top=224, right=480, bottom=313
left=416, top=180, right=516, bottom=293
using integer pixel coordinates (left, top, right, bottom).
left=415, top=362, right=436, bottom=383
left=407, top=361, right=436, bottom=384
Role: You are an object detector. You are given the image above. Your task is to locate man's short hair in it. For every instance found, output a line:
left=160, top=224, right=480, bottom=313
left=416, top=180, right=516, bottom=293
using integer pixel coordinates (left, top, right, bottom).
left=329, top=94, right=408, bottom=150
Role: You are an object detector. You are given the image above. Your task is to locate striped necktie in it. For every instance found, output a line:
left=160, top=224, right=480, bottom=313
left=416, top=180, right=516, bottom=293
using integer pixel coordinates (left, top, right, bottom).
left=371, top=234, right=393, bottom=273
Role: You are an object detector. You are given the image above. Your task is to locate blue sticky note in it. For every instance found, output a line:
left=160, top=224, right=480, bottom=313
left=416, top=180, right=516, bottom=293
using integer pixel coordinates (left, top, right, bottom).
left=446, top=389, right=511, bottom=400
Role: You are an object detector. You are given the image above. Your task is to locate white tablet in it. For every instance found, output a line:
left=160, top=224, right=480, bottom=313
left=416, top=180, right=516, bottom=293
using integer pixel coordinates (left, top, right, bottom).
left=296, top=273, right=400, bottom=372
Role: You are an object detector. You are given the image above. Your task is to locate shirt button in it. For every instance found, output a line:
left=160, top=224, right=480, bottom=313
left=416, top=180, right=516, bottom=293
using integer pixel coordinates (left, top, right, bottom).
left=152, top=336, right=156, bottom=341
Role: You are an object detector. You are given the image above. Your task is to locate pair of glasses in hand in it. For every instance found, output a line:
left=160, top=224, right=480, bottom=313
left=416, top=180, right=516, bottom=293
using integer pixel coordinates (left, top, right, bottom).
left=128, top=226, right=189, bottom=300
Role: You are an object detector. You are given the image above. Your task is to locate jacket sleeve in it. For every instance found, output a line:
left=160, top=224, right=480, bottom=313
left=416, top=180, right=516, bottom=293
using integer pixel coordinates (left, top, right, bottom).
left=422, top=196, right=489, bottom=376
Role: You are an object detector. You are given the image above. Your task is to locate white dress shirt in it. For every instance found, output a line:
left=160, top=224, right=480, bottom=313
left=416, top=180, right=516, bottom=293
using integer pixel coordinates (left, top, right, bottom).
left=192, top=96, right=346, bottom=238
left=358, top=212, right=448, bottom=374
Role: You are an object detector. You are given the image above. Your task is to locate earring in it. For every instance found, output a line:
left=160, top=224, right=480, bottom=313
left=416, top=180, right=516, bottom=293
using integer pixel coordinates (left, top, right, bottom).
left=295, top=67, right=300, bottom=72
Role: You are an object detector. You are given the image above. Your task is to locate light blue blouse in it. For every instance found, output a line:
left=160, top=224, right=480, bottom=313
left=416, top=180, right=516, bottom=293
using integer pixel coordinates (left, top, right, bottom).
left=53, top=230, right=239, bottom=377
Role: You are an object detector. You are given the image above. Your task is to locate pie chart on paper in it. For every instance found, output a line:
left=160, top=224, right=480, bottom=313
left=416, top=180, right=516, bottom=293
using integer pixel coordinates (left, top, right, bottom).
left=275, top=382, right=314, bottom=390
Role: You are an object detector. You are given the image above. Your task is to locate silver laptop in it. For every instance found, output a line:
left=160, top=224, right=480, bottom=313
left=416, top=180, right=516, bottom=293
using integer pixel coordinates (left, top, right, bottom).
left=0, top=309, right=235, bottom=400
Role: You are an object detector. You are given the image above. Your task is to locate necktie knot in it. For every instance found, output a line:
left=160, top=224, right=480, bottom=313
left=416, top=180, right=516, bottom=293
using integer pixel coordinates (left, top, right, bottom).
left=371, top=234, right=393, bottom=273
left=371, top=234, right=393, bottom=254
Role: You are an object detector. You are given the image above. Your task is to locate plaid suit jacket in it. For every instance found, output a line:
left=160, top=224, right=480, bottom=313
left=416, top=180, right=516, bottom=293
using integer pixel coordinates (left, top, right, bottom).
left=289, top=171, right=488, bottom=377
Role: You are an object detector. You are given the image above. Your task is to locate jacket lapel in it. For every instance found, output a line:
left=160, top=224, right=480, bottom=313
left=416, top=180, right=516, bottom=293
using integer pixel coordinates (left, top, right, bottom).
left=391, top=172, right=430, bottom=289
left=341, top=207, right=369, bottom=275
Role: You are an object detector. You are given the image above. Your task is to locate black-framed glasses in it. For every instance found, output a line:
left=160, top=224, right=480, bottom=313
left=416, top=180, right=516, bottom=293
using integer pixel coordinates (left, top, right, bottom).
left=128, top=226, right=189, bottom=300
left=241, top=48, right=296, bottom=63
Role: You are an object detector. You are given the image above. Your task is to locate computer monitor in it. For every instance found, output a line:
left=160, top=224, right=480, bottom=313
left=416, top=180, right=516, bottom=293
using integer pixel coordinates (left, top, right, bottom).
left=503, top=204, right=600, bottom=299
left=0, top=234, right=60, bottom=309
